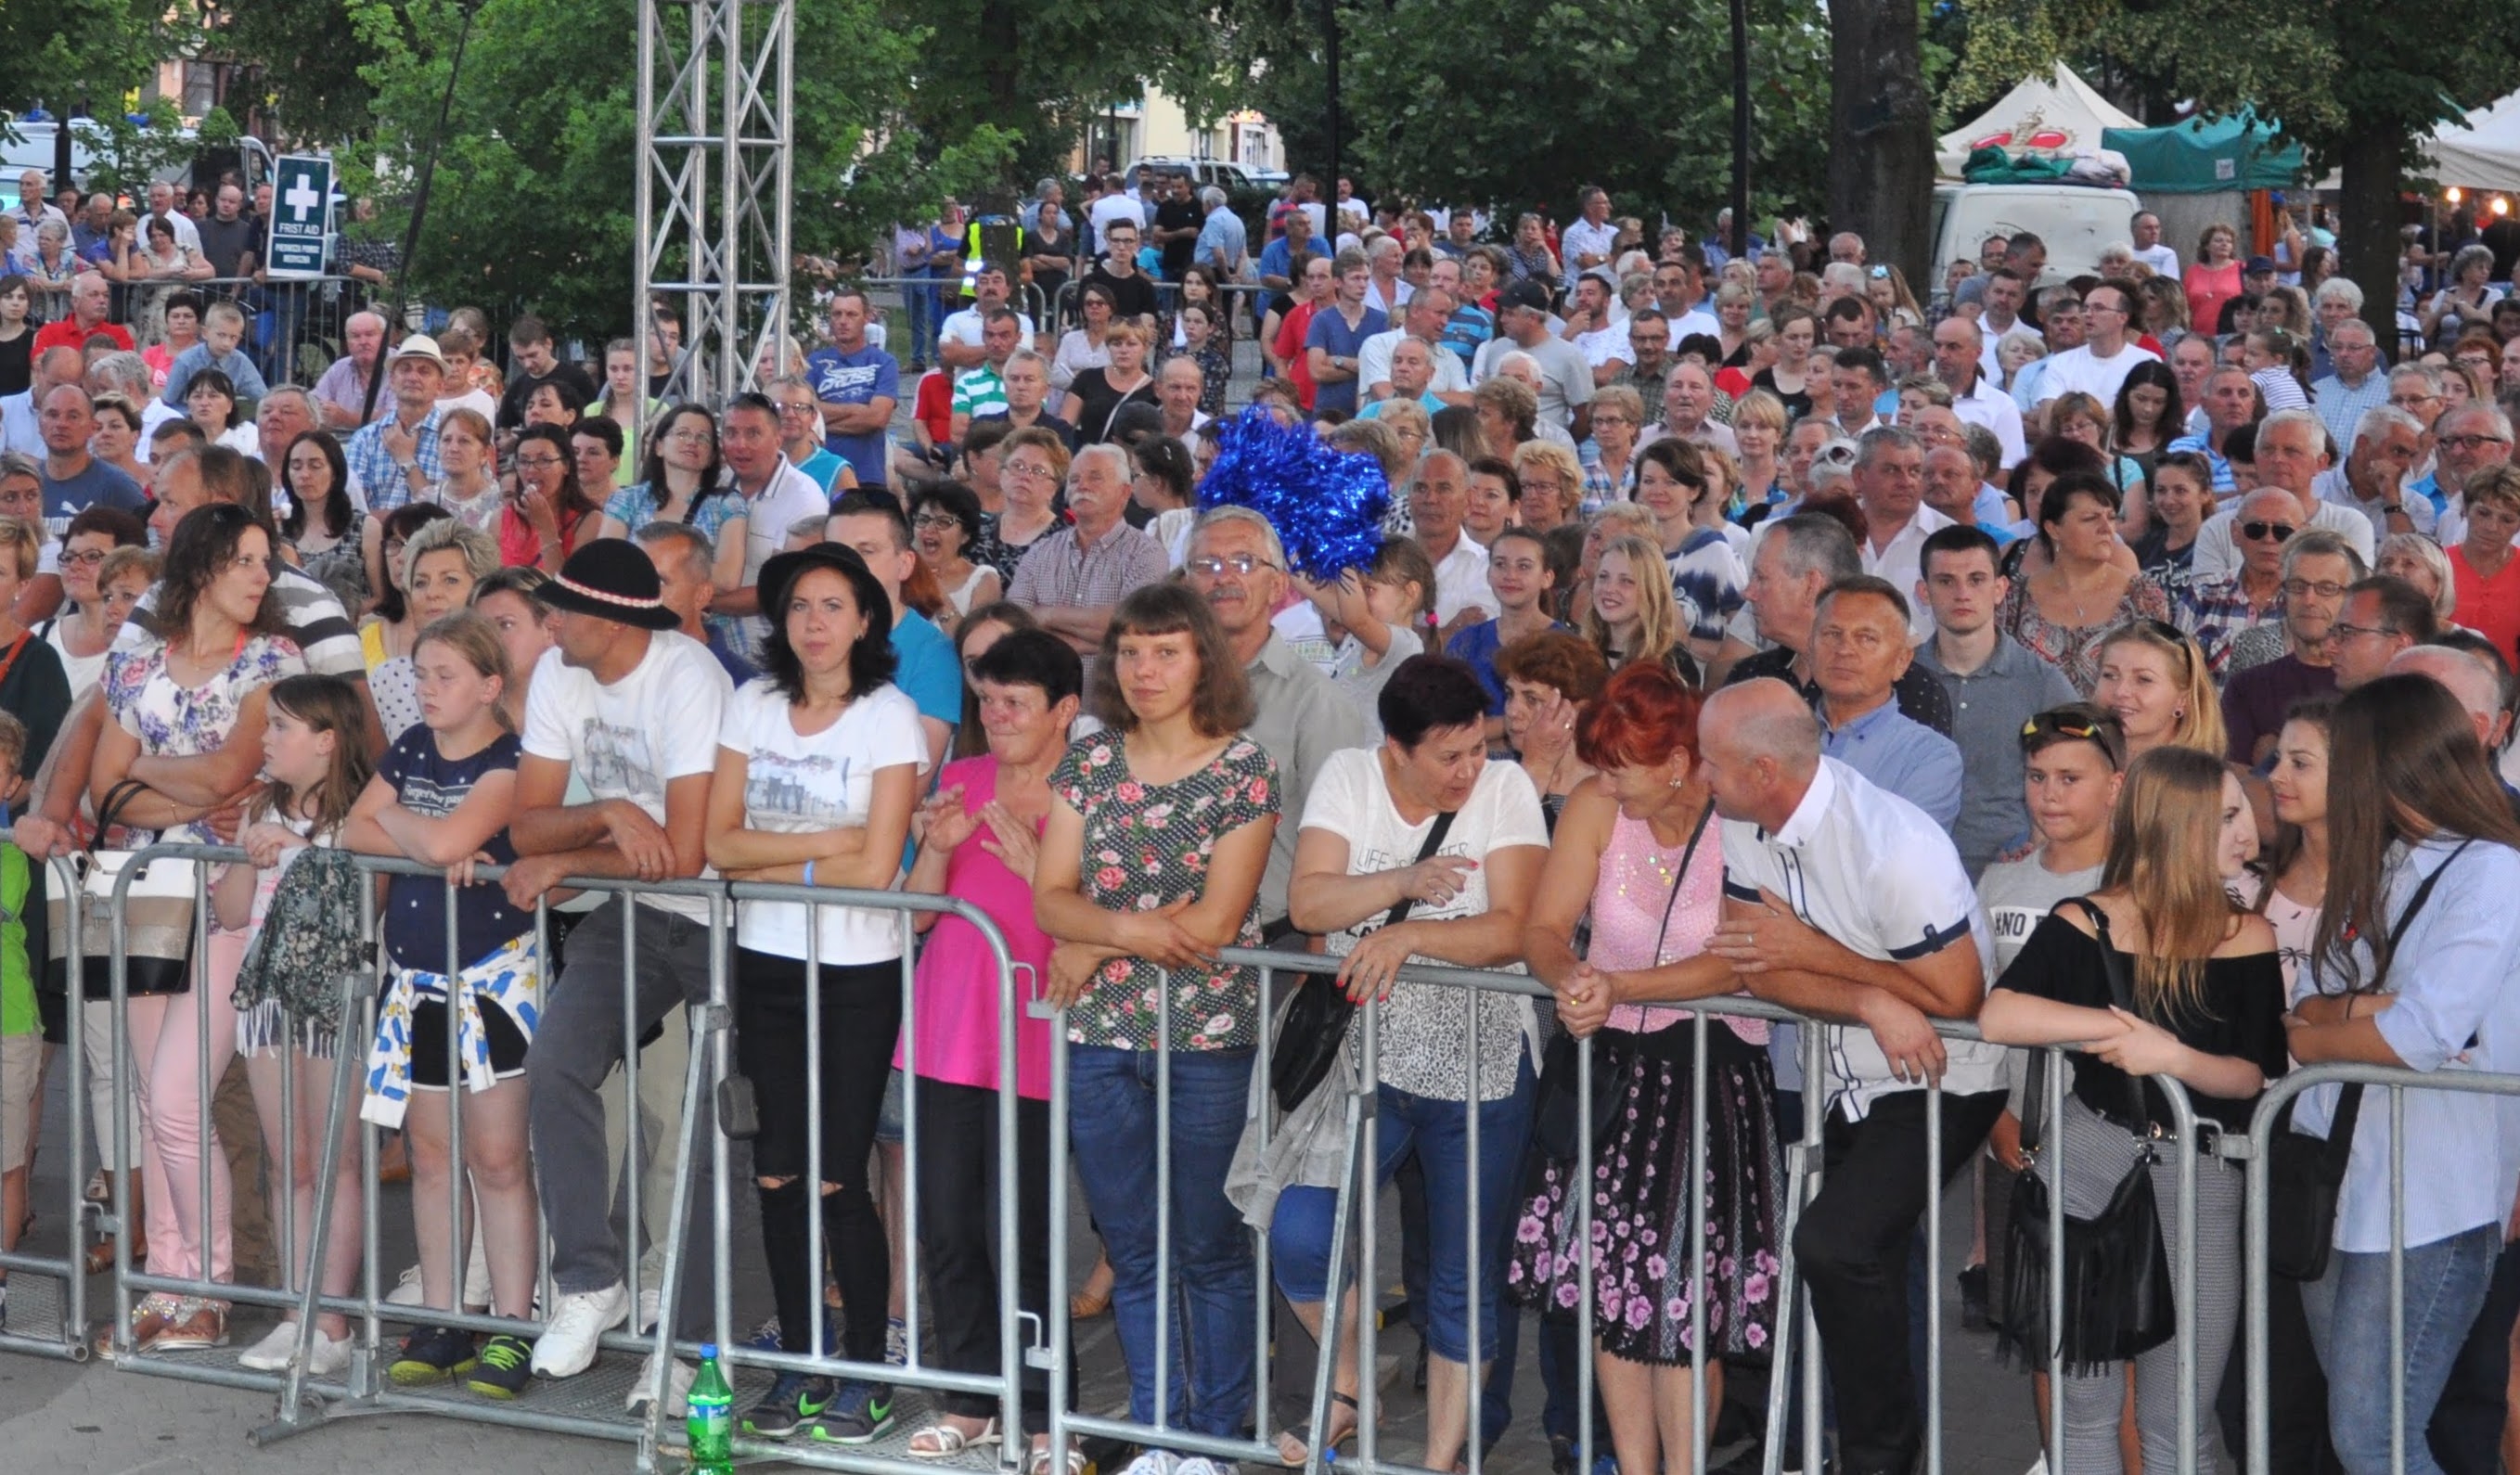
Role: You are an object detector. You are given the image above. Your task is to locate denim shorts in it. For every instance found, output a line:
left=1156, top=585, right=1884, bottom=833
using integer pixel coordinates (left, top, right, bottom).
left=876, top=1066, right=906, bottom=1147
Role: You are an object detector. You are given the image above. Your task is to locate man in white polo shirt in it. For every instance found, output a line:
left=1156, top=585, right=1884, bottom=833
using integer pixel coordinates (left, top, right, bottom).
left=1699, top=679, right=2006, bottom=1475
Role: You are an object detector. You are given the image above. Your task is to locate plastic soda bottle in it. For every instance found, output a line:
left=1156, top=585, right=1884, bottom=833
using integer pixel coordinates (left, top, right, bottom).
left=687, top=1343, right=734, bottom=1472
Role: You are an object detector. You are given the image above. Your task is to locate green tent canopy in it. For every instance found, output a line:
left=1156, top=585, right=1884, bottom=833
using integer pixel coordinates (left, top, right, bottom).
left=2102, top=109, right=2304, bottom=194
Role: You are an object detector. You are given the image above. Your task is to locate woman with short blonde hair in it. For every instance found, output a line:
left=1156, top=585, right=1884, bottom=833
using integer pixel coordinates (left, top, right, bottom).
left=1512, top=440, right=1584, bottom=530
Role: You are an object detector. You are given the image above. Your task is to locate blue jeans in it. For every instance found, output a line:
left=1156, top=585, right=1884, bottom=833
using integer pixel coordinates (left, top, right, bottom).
left=1270, top=1064, right=1536, bottom=1365
left=1067, top=1045, right=1257, bottom=1440
left=905, top=281, right=940, bottom=366
left=2304, top=1223, right=2503, bottom=1475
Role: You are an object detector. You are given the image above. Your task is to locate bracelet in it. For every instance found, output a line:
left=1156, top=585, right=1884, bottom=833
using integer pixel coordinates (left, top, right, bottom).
left=804, top=858, right=817, bottom=888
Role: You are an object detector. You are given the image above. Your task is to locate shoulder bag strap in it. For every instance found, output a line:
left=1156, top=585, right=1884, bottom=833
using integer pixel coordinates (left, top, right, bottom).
left=1647, top=800, right=1719, bottom=968
left=2324, top=838, right=2478, bottom=1154
left=2073, top=897, right=2157, bottom=1133
left=1380, top=808, right=1460, bottom=931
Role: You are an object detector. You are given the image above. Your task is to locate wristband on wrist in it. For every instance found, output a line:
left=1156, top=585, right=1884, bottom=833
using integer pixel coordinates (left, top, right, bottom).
left=804, top=858, right=817, bottom=888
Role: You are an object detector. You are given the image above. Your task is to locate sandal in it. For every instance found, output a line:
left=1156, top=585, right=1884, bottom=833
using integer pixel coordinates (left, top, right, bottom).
left=1275, top=1391, right=1361, bottom=1467
left=907, top=1417, right=1001, bottom=1458
left=1026, top=1442, right=1086, bottom=1475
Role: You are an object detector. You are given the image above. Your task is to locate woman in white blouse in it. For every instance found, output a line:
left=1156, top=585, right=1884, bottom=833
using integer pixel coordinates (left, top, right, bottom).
left=1267, top=654, right=1548, bottom=1469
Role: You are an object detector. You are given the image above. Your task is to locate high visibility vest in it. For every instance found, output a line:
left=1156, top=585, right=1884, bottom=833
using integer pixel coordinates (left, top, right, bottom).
left=962, top=217, right=1024, bottom=294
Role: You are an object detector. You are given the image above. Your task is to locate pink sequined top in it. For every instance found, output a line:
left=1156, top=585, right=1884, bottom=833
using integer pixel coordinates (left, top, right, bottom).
left=1591, top=806, right=1767, bottom=1044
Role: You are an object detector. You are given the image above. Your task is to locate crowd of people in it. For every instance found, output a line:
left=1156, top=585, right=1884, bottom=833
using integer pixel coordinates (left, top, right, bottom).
left=2, top=160, right=2520, bottom=1475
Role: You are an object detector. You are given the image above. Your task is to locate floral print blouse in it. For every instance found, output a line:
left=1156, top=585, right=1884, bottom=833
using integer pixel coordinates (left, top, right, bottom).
left=1050, top=732, right=1279, bottom=1052
left=103, top=633, right=306, bottom=844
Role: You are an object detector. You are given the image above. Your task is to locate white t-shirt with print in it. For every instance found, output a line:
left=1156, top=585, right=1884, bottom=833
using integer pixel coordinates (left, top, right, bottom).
left=1299, top=748, right=1549, bottom=1101
left=719, top=678, right=928, bottom=960
left=521, top=630, right=734, bottom=917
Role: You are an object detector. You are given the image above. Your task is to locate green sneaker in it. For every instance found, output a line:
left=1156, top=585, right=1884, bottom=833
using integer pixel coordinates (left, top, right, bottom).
left=467, top=1333, right=534, bottom=1399
left=388, top=1325, right=479, bottom=1385
left=743, top=1371, right=835, bottom=1439
left=809, top=1380, right=894, bottom=1445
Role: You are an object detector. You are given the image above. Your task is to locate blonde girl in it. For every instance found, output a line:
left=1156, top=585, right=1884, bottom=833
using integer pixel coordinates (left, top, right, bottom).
left=342, top=611, right=542, bottom=1396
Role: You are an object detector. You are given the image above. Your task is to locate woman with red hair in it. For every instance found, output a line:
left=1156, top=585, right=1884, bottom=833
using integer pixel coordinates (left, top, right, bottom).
left=1510, top=661, right=1783, bottom=1475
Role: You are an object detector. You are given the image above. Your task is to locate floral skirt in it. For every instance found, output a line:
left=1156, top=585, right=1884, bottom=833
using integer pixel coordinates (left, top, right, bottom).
left=1507, top=1022, right=1783, bottom=1365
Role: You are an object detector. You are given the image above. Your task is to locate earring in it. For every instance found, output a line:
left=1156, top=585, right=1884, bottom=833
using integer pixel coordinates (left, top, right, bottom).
left=2174, top=709, right=2186, bottom=721
left=1669, top=776, right=1684, bottom=788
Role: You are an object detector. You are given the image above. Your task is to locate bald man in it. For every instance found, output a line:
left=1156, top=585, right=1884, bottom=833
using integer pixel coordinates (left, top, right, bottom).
left=1697, top=677, right=2006, bottom=1475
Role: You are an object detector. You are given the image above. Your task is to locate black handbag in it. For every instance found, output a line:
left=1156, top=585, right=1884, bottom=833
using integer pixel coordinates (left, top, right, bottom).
left=1269, top=808, right=1457, bottom=1112
left=1528, top=801, right=1715, bottom=1161
left=1999, top=898, right=2177, bottom=1375
left=2266, top=841, right=2471, bottom=1281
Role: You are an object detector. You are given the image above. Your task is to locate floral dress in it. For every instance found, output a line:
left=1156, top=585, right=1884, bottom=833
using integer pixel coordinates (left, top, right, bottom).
left=103, top=634, right=306, bottom=844
left=1996, top=573, right=2172, bottom=696
left=1510, top=807, right=1783, bottom=1365
left=1049, top=732, right=1279, bottom=1052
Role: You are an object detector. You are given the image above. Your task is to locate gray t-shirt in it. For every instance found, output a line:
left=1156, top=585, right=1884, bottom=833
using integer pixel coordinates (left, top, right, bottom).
left=1977, top=853, right=2104, bottom=1109
left=1915, top=634, right=2080, bottom=879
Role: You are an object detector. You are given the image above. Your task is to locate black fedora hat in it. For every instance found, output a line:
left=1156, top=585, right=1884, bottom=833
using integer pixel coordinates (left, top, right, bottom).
left=533, top=540, right=683, bottom=630
left=754, top=543, right=890, bottom=634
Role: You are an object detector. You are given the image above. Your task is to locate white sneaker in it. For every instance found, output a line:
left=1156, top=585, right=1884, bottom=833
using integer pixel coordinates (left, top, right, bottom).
left=238, top=1321, right=354, bottom=1376
left=1115, top=1454, right=1178, bottom=1475
left=625, top=1347, right=694, bottom=1416
left=1171, top=1460, right=1233, bottom=1475
left=382, top=1243, right=494, bottom=1311
left=530, top=1282, right=628, bottom=1378
left=636, top=1285, right=662, bottom=1337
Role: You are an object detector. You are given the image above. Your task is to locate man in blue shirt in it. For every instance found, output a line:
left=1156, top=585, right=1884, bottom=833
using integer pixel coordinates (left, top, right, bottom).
left=1257, top=207, right=1318, bottom=293
left=805, top=288, right=899, bottom=491
left=1192, top=186, right=1247, bottom=280
left=1304, top=250, right=1387, bottom=417
left=1807, top=575, right=1962, bottom=830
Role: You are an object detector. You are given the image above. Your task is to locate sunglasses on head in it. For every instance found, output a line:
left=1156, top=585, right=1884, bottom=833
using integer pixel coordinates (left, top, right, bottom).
left=2020, top=708, right=2128, bottom=767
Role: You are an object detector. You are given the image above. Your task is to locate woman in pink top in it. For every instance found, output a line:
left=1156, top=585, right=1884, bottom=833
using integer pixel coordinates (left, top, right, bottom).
left=1510, top=663, right=1782, bottom=1475
left=2184, top=223, right=2245, bottom=338
left=897, top=628, right=1074, bottom=1466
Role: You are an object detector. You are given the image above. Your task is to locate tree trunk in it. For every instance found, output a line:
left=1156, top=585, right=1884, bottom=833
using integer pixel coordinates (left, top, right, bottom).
left=1827, top=0, right=1935, bottom=284
left=2338, top=128, right=2408, bottom=361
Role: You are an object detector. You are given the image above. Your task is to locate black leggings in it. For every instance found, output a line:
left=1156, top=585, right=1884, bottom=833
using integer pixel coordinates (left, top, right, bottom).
left=734, top=948, right=903, bottom=1364
left=915, top=1076, right=1063, bottom=1419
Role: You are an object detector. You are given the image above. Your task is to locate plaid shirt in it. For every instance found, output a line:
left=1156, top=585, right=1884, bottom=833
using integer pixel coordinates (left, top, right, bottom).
left=2169, top=571, right=2284, bottom=679
left=344, top=408, right=446, bottom=513
left=1006, top=518, right=1167, bottom=694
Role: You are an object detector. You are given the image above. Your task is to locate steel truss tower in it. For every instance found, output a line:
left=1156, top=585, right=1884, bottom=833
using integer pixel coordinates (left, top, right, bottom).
left=635, top=0, right=794, bottom=405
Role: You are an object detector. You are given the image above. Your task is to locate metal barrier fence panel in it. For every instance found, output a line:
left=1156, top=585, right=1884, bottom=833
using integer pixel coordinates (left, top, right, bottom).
left=55, top=276, right=376, bottom=393
left=67, top=845, right=1027, bottom=1474
left=2244, top=1059, right=2520, bottom=1475
left=0, top=857, right=98, bottom=1363
left=1040, top=944, right=2216, bottom=1475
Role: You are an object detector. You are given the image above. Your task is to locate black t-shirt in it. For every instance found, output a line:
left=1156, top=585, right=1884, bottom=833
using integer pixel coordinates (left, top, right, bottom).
left=1154, top=196, right=1202, bottom=278
left=497, top=359, right=600, bottom=430
left=1086, top=263, right=1162, bottom=326
left=1749, top=367, right=1813, bottom=423
left=196, top=213, right=257, bottom=278
left=0, top=328, right=29, bottom=397
left=378, top=726, right=531, bottom=968
left=1995, top=908, right=2288, bottom=1131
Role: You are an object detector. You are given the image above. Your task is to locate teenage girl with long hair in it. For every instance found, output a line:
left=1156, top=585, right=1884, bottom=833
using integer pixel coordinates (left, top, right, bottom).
left=1979, top=746, right=2286, bottom=1473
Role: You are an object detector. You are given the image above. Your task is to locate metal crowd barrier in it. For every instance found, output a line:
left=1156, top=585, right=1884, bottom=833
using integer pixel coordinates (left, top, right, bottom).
left=52, top=275, right=371, bottom=391
left=0, top=856, right=99, bottom=1363
left=56, top=843, right=1026, bottom=1475
left=1041, top=944, right=2216, bottom=1475
left=2243, top=1059, right=2520, bottom=1475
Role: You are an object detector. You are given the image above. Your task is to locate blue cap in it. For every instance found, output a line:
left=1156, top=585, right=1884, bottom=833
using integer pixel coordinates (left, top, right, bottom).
left=700, top=1342, right=719, bottom=1358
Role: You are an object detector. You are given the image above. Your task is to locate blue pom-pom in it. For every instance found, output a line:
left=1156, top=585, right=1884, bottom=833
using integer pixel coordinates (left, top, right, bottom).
left=1193, top=407, right=1391, bottom=582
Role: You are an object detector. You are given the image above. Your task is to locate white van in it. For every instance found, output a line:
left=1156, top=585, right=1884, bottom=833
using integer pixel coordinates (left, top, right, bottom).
left=1929, top=183, right=2146, bottom=291
left=0, top=117, right=274, bottom=204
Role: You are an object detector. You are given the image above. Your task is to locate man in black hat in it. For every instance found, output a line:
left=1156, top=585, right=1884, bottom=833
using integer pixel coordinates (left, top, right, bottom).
left=504, top=540, right=735, bottom=1405
left=2220, top=255, right=2283, bottom=334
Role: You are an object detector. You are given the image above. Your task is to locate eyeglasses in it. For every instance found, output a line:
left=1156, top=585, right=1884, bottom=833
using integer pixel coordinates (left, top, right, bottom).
left=60, top=547, right=108, bottom=567
left=514, top=455, right=567, bottom=470
left=2329, top=621, right=2397, bottom=642
left=2282, top=577, right=2349, bottom=599
left=2440, top=433, right=2514, bottom=452
left=1004, top=460, right=1058, bottom=480
left=2240, top=521, right=2297, bottom=542
left=912, top=512, right=963, bottom=530
left=1187, top=553, right=1279, bottom=577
